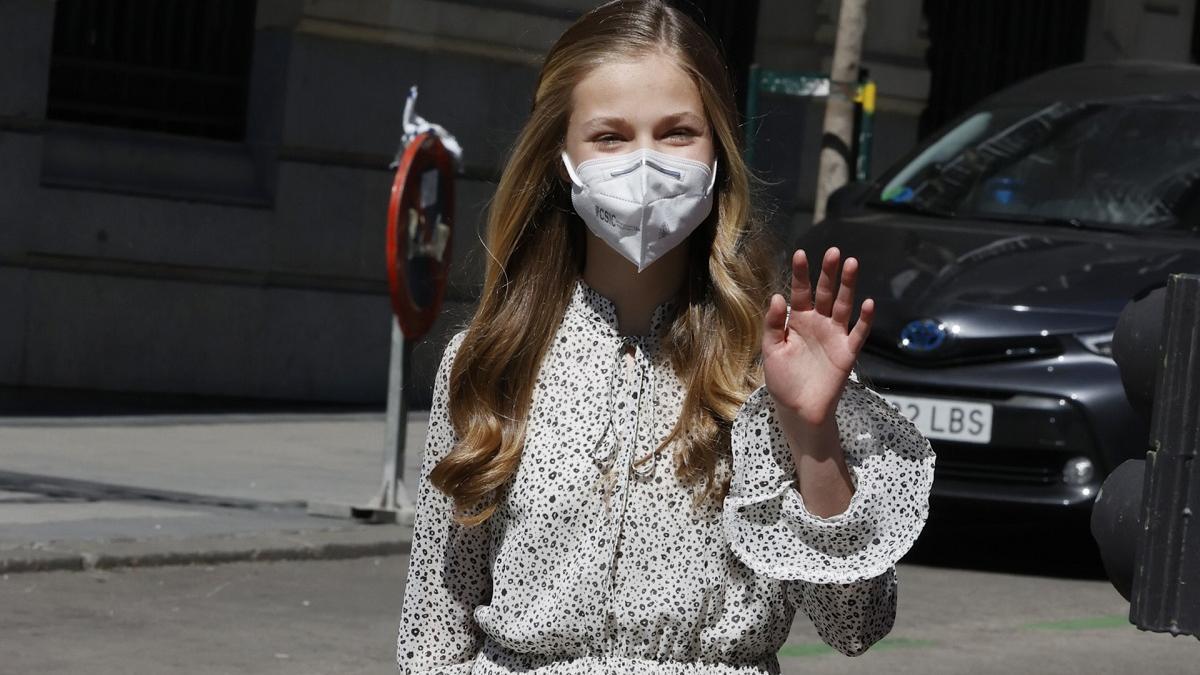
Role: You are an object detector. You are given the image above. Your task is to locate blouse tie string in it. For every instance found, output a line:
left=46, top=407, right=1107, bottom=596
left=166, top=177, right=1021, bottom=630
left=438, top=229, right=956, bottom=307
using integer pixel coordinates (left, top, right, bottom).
left=586, top=334, right=661, bottom=506
left=611, top=335, right=658, bottom=479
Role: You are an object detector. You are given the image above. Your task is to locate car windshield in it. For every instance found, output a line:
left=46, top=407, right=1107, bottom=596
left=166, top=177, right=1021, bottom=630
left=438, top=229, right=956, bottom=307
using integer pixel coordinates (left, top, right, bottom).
left=872, top=95, right=1200, bottom=231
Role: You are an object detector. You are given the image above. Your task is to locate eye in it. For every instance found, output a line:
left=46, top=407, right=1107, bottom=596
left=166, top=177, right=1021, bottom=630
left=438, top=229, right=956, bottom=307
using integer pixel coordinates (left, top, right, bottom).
left=665, top=127, right=699, bottom=143
left=591, top=133, right=625, bottom=147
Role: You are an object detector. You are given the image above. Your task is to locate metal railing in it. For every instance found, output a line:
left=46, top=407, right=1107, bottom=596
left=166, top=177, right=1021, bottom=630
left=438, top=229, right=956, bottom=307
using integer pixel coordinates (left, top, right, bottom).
left=743, top=65, right=876, bottom=181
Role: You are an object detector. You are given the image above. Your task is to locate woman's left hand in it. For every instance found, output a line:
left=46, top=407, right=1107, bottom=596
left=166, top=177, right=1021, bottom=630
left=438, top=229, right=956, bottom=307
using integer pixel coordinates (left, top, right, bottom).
left=763, top=247, right=874, bottom=429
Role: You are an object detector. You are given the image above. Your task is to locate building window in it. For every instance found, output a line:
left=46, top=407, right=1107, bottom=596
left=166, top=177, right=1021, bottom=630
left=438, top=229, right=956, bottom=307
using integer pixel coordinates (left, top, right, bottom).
left=46, top=0, right=257, bottom=141
left=1193, top=0, right=1200, bottom=63
left=919, top=0, right=1089, bottom=139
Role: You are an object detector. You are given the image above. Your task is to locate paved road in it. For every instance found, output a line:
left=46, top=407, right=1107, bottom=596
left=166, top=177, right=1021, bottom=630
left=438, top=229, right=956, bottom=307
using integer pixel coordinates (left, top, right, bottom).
left=1, top=412, right=1196, bottom=673
left=2, top=544, right=1195, bottom=675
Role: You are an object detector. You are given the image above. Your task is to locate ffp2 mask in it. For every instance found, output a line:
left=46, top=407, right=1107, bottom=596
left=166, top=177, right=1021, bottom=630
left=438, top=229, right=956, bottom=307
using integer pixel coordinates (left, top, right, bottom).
left=563, top=148, right=717, bottom=272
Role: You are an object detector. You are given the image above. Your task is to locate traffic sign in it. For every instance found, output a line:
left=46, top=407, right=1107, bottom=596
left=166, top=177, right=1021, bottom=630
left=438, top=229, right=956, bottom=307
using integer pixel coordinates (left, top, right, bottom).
left=386, top=131, right=455, bottom=340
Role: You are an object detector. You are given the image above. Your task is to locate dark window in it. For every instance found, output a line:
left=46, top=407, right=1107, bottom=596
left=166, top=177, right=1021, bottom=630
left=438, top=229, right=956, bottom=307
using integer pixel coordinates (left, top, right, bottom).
left=920, top=0, right=1089, bottom=139
left=668, top=0, right=761, bottom=118
left=46, top=0, right=257, bottom=141
left=1193, top=0, right=1200, bottom=63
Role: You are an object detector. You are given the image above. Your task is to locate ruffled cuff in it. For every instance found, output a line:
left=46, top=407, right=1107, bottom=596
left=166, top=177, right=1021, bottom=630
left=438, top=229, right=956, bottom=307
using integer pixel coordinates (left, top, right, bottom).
left=722, top=378, right=935, bottom=584
left=398, top=661, right=476, bottom=675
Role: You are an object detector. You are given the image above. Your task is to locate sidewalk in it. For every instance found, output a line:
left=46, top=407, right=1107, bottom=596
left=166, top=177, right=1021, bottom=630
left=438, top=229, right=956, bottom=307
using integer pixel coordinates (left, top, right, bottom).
left=0, top=410, right=430, bottom=574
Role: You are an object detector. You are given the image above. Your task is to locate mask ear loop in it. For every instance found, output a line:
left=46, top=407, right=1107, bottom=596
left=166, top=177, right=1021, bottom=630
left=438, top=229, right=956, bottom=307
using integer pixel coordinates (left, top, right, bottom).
left=704, top=159, right=719, bottom=196
left=561, top=152, right=585, bottom=188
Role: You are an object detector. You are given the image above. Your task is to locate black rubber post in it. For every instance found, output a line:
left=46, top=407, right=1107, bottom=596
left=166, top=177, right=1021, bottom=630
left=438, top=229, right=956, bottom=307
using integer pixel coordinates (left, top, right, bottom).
left=1130, top=273, right=1200, bottom=636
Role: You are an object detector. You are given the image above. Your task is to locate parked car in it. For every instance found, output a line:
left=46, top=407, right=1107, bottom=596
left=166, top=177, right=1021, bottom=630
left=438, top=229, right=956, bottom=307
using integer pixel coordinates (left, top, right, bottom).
left=798, top=61, right=1200, bottom=512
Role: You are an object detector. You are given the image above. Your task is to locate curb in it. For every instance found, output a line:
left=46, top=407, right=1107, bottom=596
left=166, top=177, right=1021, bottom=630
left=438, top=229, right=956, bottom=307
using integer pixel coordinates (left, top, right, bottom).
left=0, top=525, right=414, bottom=575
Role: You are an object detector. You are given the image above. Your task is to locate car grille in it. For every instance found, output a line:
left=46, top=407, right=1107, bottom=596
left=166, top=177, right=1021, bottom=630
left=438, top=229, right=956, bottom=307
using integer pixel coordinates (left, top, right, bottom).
left=932, top=441, right=1073, bottom=485
left=865, top=336, right=1063, bottom=368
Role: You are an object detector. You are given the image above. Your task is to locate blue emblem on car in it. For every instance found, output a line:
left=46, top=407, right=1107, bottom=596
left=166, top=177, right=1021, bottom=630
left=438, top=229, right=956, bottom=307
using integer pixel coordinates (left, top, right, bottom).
left=899, top=319, right=947, bottom=353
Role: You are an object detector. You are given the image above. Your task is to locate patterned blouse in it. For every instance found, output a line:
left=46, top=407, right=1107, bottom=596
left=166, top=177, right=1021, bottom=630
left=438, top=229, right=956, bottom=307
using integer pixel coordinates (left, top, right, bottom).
left=397, top=276, right=935, bottom=674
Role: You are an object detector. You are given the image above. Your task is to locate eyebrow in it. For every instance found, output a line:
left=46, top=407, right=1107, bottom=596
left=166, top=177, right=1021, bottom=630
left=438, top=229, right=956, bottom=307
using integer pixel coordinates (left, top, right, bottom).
left=579, top=111, right=707, bottom=132
left=579, top=116, right=629, bottom=132
left=659, top=111, right=707, bottom=127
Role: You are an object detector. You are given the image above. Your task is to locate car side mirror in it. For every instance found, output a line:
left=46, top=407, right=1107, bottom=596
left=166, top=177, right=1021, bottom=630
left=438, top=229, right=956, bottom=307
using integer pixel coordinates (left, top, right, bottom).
left=825, top=181, right=872, bottom=220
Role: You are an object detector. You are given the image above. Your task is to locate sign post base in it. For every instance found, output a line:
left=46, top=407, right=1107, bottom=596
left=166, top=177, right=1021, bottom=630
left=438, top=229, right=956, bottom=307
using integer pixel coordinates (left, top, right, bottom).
left=307, top=319, right=416, bottom=526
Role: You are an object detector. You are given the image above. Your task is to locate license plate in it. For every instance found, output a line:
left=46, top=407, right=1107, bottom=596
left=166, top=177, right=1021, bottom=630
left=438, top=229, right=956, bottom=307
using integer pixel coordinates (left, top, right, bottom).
left=879, top=393, right=994, bottom=444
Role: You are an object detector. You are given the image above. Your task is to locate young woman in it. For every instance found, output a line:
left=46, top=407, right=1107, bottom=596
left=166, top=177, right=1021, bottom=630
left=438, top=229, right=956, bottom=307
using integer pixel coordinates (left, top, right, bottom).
left=396, top=2, right=934, bottom=673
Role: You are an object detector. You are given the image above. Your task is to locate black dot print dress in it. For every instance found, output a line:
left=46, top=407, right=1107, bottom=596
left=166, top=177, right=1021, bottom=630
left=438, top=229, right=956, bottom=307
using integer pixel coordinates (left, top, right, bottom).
left=397, top=276, right=936, bottom=674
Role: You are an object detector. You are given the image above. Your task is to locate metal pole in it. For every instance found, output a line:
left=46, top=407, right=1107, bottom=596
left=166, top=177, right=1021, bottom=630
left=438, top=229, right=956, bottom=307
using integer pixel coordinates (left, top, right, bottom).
left=374, top=318, right=417, bottom=524
left=744, top=64, right=761, bottom=166
left=1130, top=273, right=1200, bottom=635
left=855, top=80, right=876, bottom=181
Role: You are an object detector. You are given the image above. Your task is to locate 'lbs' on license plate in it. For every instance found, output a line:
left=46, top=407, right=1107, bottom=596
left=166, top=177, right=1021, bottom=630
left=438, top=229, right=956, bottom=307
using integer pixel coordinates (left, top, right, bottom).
left=879, top=393, right=993, bottom=444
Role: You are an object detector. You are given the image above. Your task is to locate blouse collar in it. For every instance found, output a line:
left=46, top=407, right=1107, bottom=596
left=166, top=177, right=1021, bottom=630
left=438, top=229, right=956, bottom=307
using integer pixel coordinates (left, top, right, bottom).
left=568, top=275, right=679, bottom=343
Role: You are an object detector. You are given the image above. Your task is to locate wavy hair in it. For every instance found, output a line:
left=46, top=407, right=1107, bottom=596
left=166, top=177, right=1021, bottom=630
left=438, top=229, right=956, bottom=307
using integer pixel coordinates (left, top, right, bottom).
left=432, top=0, right=781, bottom=526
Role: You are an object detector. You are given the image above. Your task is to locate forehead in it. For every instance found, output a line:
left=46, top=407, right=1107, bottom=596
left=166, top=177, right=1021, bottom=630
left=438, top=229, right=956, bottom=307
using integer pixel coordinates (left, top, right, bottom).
left=569, top=52, right=707, bottom=125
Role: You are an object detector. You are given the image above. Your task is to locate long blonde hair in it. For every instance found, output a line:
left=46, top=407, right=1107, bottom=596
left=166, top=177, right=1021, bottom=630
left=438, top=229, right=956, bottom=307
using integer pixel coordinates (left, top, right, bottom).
left=432, top=0, right=780, bottom=526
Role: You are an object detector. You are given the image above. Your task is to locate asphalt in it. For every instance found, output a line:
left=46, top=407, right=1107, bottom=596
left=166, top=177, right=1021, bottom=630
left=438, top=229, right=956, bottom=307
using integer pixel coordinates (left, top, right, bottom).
left=8, top=406, right=1197, bottom=674
left=0, top=409, right=429, bottom=574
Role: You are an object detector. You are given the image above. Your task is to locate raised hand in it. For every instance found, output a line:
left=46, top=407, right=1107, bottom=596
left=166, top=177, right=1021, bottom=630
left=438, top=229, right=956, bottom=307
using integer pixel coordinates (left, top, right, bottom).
left=762, top=247, right=874, bottom=428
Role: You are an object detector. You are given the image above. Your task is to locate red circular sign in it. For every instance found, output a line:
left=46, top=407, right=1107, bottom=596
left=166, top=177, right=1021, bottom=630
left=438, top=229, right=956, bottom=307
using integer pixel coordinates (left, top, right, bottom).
left=386, top=132, right=455, bottom=340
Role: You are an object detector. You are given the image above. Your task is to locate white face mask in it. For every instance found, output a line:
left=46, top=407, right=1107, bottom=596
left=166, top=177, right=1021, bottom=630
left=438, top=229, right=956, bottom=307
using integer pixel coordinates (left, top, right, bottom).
left=563, top=148, right=718, bottom=273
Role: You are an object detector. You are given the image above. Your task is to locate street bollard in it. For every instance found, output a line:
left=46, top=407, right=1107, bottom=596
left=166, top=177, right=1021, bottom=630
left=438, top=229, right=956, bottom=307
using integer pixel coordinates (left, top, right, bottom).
left=1129, top=273, right=1200, bottom=636
left=1093, top=273, right=1200, bottom=638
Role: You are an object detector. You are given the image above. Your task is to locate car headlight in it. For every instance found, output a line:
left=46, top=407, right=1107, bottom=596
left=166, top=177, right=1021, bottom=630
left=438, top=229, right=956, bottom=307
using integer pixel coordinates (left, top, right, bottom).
left=1077, top=331, right=1114, bottom=358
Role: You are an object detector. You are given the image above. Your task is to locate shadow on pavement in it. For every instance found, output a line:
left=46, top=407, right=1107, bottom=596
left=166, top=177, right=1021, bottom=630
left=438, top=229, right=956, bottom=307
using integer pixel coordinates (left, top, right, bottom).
left=902, top=497, right=1107, bottom=580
